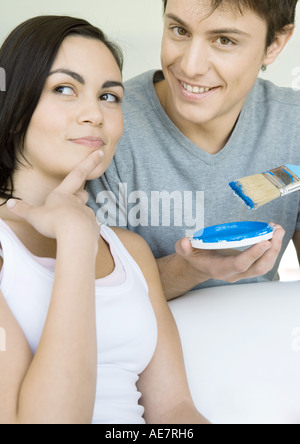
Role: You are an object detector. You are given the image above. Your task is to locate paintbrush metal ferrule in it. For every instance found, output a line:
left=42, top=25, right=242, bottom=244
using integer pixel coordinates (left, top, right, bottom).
left=263, top=165, right=300, bottom=196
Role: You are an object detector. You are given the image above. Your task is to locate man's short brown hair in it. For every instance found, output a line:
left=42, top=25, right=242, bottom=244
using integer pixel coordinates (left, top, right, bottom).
left=162, top=0, right=298, bottom=47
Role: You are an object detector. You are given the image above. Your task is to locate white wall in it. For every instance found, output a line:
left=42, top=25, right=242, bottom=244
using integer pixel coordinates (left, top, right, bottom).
left=0, top=0, right=299, bottom=85
left=0, top=0, right=163, bottom=81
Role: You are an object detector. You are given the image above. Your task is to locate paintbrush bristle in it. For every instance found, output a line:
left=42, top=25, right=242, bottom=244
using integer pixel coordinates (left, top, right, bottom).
left=229, top=173, right=281, bottom=210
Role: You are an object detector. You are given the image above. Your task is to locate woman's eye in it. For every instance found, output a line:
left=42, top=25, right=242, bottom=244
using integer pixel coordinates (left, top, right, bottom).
left=53, top=85, right=75, bottom=96
left=100, top=93, right=121, bottom=103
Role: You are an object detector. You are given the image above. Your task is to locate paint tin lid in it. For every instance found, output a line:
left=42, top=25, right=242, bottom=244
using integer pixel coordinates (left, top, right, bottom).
left=191, top=221, right=274, bottom=250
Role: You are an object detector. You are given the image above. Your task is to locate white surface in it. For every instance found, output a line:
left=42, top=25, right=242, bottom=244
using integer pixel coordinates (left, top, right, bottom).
left=191, top=231, right=274, bottom=250
left=169, top=281, right=300, bottom=424
left=280, top=241, right=300, bottom=281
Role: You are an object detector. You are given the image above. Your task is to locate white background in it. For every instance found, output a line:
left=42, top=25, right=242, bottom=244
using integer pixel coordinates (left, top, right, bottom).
left=1, top=0, right=300, bottom=278
left=0, top=0, right=300, bottom=85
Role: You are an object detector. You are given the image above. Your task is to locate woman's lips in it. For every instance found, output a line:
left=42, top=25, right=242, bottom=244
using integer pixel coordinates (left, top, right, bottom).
left=70, top=138, right=104, bottom=148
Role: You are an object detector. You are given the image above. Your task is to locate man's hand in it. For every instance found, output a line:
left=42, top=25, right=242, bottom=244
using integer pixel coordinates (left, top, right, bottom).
left=158, top=224, right=285, bottom=300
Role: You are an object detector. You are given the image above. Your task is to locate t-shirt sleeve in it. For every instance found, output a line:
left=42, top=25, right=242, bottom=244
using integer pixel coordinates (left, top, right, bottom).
left=86, top=158, right=127, bottom=228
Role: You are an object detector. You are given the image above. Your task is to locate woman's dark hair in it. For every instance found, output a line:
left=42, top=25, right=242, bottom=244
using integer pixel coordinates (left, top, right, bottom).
left=162, top=0, right=298, bottom=48
left=0, top=15, right=123, bottom=201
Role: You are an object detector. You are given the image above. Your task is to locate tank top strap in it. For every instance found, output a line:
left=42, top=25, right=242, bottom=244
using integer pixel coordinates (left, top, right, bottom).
left=0, top=219, right=22, bottom=290
left=0, top=219, right=17, bottom=257
left=100, top=224, right=148, bottom=292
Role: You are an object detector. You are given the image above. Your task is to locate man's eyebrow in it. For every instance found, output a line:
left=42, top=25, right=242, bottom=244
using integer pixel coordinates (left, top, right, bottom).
left=48, top=69, right=85, bottom=84
left=206, top=28, right=251, bottom=38
left=165, top=13, right=190, bottom=29
left=165, top=13, right=251, bottom=38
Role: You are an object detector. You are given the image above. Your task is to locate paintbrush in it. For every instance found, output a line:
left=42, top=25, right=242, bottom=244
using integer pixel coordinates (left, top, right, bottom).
left=229, top=164, right=300, bottom=210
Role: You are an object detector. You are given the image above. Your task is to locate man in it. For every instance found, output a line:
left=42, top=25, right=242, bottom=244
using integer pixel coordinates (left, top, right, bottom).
left=87, top=0, right=300, bottom=300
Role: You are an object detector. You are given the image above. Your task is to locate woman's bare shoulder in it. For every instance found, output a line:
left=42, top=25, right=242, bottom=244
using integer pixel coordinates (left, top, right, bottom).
left=109, top=227, right=158, bottom=281
left=110, top=227, right=153, bottom=260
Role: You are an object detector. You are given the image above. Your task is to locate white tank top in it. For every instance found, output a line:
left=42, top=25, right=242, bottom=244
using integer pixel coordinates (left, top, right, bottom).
left=0, top=219, right=158, bottom=424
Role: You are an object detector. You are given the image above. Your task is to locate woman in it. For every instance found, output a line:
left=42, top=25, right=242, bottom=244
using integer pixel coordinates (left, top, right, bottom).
left=0, top=16, right=208, bottom=424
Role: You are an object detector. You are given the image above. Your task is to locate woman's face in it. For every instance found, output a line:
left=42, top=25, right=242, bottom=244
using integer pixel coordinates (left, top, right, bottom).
left=22, top=35, right=124, bottom=182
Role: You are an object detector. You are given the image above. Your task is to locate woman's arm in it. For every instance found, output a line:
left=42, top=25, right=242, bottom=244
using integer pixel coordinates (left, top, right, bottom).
left=0, top=151, right=102, bottom=424
left=0, top=237, right=97, bottom=424
left=18, top=233, right=97, bottom=424
left=115, top=228, right=209, bottom=424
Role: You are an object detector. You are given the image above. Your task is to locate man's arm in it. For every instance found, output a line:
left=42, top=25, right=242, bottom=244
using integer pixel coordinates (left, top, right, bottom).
left=157, top=225, right=285, bottom=301
left=87, top=173, right=287, bottom=301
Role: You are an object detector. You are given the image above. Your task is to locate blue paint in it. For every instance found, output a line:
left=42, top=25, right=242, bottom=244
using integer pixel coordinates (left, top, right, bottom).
left=285, top=164, right=300, bottom=179
left=229, top=165, right=300, bottom=211
left=193, top=222, right=273, bottom=243
left=229, top=181, right=256, bottom=209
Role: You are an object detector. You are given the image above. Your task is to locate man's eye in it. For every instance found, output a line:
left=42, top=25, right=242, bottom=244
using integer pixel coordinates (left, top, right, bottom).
left=100, top=93, right=121, bottom=103
left=173, top=26, right=188, bottom=37
left=217, top=37, right=234, bottom=46
left=53, top=85, right=75, bottom=96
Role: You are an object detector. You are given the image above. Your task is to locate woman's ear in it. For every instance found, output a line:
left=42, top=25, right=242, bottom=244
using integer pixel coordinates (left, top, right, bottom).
left=263, top=25, right=294, bottom=67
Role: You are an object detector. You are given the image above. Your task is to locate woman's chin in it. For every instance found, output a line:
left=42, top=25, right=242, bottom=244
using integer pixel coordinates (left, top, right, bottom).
left=86, top=173, right=102, bottom=181
left=86, top=165, right=107, bottom=181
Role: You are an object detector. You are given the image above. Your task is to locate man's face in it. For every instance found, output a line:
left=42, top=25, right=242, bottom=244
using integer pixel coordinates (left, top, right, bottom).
left=160, top=0, right=270, bottom=129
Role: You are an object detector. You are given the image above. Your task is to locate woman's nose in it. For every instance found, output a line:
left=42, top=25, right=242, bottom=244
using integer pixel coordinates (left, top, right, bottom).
left=77, top=99, right=104, bottom=126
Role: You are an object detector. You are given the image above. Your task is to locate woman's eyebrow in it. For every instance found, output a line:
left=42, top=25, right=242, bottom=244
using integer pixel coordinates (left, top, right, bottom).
left=47, top=70, right=124, bottom=90
left=48, top=69, right=85, bottom=84
left=102, top=81, right=124, bottom=91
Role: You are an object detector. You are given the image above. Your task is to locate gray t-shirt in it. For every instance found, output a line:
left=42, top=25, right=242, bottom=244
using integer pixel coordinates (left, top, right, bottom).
left=87, top=70, right=300, bottom=289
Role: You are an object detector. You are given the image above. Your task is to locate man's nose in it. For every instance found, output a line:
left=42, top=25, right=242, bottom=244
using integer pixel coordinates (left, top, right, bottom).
left=180, top=39, right=210, bottom=79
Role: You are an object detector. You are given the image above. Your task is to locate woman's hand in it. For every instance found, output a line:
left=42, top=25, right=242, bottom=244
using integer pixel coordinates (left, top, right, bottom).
left=2, top=150, right=104, bottom=424
left=6, top=150, right=103, bottom=246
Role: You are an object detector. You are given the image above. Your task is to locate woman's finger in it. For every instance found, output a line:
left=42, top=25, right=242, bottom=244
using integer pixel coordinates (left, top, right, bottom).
left=75, top=189, right=90, bottom=205
left=6, top=199, right=33, bottom=221
left=56, top=150, right=104, bottom=195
